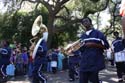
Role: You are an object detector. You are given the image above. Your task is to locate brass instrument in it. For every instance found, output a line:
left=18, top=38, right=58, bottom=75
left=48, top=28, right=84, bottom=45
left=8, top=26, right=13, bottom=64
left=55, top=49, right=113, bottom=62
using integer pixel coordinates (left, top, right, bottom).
left=29, top=15, right=48, bottom=58
left=64, top=39, right=84, bottom=55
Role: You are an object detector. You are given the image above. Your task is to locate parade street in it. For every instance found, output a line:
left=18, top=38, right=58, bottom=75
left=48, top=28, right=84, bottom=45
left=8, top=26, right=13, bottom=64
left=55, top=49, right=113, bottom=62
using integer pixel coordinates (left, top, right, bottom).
left=6, top=65, right=121, bottom=83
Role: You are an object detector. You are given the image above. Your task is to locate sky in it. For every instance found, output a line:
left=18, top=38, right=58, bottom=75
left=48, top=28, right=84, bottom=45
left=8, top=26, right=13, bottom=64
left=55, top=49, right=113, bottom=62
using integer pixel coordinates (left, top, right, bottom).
left=0, top=0, right=36, bottom=13
left=0, top=0, right=7, bottom=13
left=95, top=9, right=111, bottom=30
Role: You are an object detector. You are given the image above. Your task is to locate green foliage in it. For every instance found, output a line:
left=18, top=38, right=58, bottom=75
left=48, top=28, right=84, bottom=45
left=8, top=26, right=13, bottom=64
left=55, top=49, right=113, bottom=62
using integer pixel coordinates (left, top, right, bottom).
left=0, top=0, right=110, bottom=48
left=53, top=23, right=80, bottom=48
left=90, top=0, right=100, bottom=2
left=0, top=6, right=48, bottom=47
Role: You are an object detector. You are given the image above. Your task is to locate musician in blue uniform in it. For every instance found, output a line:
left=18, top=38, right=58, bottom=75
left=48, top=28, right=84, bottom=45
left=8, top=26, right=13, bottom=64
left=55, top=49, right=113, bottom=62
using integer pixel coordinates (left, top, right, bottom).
left=68, top=50, right=81, bottom=82
left=32, top=15, right=48, bottom=83
left=112, top=31, right=125, bottom=82
left=0, top=40, right=12, bottom=81
left=79, top=17, right=109, bottom=83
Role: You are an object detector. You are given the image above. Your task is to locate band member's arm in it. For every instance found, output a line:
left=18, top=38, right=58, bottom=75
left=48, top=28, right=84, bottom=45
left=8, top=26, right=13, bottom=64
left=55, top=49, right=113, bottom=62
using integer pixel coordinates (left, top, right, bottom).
left=30, top=36, right=38, bottom=44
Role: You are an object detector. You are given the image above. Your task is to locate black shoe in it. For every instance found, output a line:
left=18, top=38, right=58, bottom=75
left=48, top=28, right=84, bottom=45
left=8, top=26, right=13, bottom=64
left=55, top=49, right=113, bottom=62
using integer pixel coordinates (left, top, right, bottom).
left=118, top=79, right=123, bottom=82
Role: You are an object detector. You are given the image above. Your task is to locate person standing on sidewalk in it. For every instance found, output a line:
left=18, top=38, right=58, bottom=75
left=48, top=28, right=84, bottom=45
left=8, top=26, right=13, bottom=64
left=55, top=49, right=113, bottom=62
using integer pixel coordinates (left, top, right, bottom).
left=79, top=17, right=109, bottom=83
left=111, top=31, right=125, bottom=82
left=51, top=49, right=58, bottom=74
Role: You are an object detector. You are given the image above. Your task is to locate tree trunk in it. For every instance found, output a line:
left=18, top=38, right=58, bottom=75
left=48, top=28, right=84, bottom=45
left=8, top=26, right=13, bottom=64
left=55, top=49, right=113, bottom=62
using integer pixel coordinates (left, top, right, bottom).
left=47, top=14, right=55, bottom=49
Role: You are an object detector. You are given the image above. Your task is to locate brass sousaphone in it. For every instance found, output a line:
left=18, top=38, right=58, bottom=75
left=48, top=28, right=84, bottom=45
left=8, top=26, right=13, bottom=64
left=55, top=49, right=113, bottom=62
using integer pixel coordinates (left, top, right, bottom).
left=30, top=15, right=48, bottom=43
left=29, top=15, right=48, bottom=58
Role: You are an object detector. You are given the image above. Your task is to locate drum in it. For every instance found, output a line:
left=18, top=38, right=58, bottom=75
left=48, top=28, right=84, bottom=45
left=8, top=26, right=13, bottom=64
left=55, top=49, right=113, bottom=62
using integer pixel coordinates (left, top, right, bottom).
left=114, top=51, right=125, bottom=62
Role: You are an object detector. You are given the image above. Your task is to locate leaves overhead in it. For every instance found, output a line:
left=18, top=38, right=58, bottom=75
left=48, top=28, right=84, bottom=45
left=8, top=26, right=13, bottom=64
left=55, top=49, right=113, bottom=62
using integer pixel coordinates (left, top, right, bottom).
left=0, top=0, right=110, bottom=48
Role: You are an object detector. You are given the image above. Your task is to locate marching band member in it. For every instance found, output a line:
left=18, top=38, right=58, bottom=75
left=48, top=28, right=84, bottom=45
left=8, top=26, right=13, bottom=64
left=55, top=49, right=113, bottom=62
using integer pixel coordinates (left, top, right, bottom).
left=0, top=40, right=12, bottom=82
left=111, top=31, right=125, bottom=82
left=79, top=17, right=109, bottom=83
left=32, top=15, right=48, bottom=83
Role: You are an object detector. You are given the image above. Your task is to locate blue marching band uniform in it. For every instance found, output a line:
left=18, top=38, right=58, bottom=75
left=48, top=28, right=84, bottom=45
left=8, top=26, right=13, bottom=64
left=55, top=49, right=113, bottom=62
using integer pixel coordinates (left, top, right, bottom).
left=112, top=36, right=125, bottom=81
left=32, top=32, right=48, bottom=83
left=0, top=41, right=12, bottom=81
left=79, top=28, right=109, bottom=83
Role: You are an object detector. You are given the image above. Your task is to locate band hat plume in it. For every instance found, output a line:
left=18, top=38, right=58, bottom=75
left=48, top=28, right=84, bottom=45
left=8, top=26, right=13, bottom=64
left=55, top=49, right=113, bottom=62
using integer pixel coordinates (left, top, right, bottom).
left=32, top=15, right=47, bottom=36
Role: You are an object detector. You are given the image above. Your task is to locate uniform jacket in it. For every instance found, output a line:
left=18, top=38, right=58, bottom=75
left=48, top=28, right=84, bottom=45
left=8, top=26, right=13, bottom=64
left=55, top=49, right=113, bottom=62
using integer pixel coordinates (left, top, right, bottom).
left=33, top=39, right=48, bottom=59
left=0, top=46, right=12, bottom=65
left=79, top=28, right=109, bottom=72
left=112, top=37, right=124, bottom=53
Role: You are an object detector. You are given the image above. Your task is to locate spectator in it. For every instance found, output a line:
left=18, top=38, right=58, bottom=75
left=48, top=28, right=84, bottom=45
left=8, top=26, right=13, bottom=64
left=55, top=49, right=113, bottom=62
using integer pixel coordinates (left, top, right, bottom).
left=22, top=47, right=29, bottom=75
left=28, top=53, right=33, bottom=77
left=10, top=48, right=17, bottom=65
left=51, top=49, right=58, bottom=74
left=57, top=48, right=65, bottom=71
left=46, top=49, right=52, bottom=72
left=15, top=48, right=23, bottom=75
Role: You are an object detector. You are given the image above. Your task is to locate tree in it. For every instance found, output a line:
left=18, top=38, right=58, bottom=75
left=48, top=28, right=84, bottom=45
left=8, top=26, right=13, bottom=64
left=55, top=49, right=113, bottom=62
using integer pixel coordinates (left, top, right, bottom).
left=2, top=0, right=109, bottom=48
left=102, top=0, right=122, bottom=37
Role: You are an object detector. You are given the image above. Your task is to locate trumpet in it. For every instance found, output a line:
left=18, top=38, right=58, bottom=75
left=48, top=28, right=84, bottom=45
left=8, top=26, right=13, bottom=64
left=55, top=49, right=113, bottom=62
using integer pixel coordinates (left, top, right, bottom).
left=64, top=39, right=84, bottom=55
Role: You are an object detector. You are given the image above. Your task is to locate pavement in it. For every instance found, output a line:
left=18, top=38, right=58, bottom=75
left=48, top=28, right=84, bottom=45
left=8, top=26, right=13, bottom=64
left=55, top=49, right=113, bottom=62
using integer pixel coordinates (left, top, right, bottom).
left=5, top=63, right=124, bottom=83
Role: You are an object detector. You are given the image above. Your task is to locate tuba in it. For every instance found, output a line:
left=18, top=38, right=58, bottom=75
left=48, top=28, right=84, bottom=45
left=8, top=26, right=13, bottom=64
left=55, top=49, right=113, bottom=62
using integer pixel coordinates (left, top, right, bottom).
left=64, top=39, right=84, bottom=55
left=29, top=15, right=48, bottom=58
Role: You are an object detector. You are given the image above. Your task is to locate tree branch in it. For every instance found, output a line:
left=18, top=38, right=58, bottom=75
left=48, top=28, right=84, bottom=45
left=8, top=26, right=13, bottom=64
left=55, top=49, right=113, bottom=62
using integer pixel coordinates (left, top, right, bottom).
left=63, top=6, right=70, bottom=15
left=104, top=3, right=118, bottom=36
left=53, top=0, right=70, bottom=15
left=22, top=0, right=53, bottom=13
left=34, top=3, right=39, bottom=10
left=84, top=0, right=109, bottom=17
